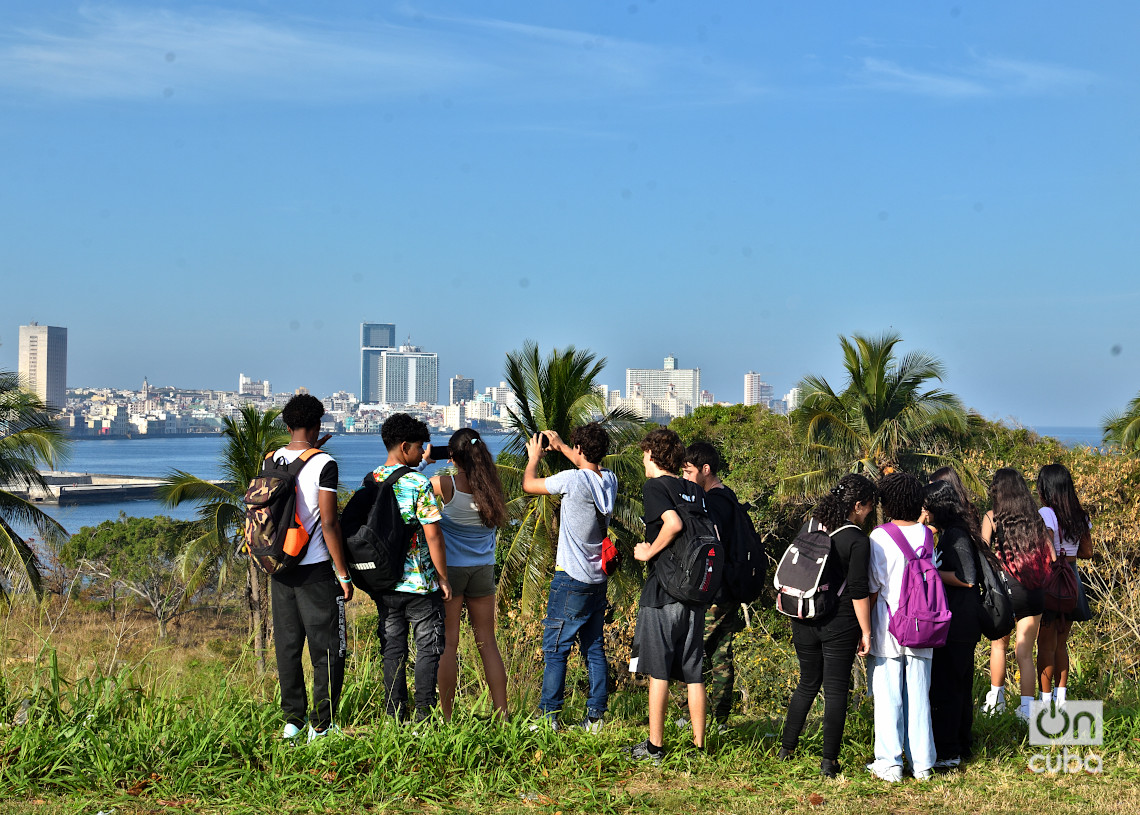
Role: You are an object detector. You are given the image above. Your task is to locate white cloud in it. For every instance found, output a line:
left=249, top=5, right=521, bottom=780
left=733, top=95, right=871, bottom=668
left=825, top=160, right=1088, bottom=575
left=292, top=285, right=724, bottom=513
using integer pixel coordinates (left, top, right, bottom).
left=854, top=53, right=1096, bottom=98
left=0, top=5, right=760, bottom=106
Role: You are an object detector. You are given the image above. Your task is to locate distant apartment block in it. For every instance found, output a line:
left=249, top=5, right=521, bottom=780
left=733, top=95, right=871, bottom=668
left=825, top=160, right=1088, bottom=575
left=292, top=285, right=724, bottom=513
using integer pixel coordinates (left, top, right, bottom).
left=450, top=375, right=475, bottom=406
left=624, top=355, right=700, bottom=420
left=18, top=322, right=67, bottom=411
left=360, top=322, right=396, bottom=404
left=484, top=381, right=517, bottom=416
left=743, top=371, right=774, bottom=408
left=238, top=373, right=271, bottom=398
left=377, top=345, right=439, bottom=405
left=784, top=387, right=803, bottom=412
left=442, top=403, right=466, bottom=431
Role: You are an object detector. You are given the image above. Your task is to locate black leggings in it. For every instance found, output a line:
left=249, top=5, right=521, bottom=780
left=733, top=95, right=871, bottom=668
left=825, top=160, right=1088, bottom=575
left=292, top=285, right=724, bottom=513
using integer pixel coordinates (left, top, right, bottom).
left=781, top=615, right=861, bottom=761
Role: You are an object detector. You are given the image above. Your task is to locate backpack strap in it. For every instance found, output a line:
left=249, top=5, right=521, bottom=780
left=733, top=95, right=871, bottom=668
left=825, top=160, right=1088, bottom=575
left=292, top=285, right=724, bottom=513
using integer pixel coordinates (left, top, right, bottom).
left=378, top=465, right=413, bottom=492
left=880, top=522, right=933, bottom=560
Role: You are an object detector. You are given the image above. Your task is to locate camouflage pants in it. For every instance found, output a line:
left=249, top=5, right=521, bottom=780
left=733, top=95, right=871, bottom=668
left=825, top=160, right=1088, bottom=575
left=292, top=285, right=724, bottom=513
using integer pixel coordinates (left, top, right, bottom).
left=704, top=603, right=746, bottom=722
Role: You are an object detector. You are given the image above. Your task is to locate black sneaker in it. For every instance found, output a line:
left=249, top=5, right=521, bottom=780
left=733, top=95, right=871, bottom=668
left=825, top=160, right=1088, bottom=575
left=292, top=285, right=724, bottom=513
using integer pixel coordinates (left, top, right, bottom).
left=777, top=746, right=794, bottom=761
left=820, top=759, right=842, bottom=778
left=624, top=739, right=665, bottom=765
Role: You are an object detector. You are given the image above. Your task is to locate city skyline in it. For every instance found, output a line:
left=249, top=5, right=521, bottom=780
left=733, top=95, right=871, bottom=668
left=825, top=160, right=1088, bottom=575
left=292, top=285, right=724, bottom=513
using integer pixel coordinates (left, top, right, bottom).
left=3, top=3, right=1137, bottom=426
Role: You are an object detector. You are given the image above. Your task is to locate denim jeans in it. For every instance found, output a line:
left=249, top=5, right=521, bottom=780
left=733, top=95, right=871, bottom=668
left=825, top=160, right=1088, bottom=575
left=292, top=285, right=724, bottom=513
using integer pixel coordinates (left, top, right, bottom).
left=870, top=654, right=936, bottom=775
left=377, top=590, right=445, bottom=719
left=540, top=572, right=608, bottom=719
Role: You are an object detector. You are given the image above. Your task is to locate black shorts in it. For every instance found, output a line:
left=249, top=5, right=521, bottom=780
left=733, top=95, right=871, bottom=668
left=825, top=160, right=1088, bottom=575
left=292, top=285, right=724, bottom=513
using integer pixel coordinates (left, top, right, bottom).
left=632, top=602, right=705, bottom=684
left=1007, top=573, right=1045, bottom=620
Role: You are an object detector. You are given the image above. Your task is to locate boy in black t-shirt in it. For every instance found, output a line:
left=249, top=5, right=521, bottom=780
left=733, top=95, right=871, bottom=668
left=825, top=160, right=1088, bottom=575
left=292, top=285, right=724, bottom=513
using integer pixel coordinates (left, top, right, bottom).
left=627, top=429, right=709, bottom=762
left=682, top=442, right=745, bottom=730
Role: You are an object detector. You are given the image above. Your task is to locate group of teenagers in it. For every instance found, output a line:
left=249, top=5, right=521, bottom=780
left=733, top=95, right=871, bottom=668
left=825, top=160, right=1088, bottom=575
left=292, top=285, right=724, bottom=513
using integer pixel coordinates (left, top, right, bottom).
left=266, top=393, right=1092, bottom=783
left=778, top=461, right=1091, bottom=781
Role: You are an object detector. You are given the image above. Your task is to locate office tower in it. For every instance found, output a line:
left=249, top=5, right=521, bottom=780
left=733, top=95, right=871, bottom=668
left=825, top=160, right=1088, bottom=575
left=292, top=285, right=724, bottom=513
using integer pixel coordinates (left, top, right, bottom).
left=18, top=323, right=67, bottom=411
left=785, top=387, right=803, bottom=412
left=625, top=355, right=701, bottom=415
left=449, top=375, right=475, bottom=405
left=378, top=345, right=439, bottom=405
left=360, top=322, right=396, bottom=404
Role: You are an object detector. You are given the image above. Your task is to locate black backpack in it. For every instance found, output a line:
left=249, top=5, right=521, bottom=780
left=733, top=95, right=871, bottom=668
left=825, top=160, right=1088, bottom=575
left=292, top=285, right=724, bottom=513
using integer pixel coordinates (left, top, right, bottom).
left=654, top=482, right=725, bottom=606
left=773, top=519, right=855, bottom=620
left=976, top=548, right=1015, bottom=640
left=242, top=447, right=323, bottom=576
left=708, top=487, right=767, bottom=605
left=339, top=466, right=416, bottom=599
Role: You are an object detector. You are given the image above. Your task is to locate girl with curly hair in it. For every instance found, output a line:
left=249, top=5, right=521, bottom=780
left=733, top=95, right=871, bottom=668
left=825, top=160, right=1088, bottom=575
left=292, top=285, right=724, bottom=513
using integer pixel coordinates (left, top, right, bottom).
left=981, top=468, right=1055, bottom=719
left=779, top=473, right=878, bottom=778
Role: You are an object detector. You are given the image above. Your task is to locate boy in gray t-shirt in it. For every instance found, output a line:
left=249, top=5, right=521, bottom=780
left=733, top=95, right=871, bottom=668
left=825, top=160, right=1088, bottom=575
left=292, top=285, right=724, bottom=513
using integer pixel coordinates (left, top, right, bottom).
left=523, top=422, right=617, bottom=730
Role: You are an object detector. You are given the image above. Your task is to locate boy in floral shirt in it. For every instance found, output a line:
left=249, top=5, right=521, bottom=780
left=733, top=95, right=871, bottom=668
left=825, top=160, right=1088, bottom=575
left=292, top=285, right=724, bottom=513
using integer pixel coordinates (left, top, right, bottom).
left=372, top=413, right=452, bottom=721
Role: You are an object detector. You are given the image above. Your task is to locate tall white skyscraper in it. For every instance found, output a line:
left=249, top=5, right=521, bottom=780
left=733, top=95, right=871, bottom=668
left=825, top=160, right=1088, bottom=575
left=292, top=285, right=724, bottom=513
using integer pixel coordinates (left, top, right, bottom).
left=378, top=345, right=439, bottom=405
left=18, top=323, right=67, bottom=411
left=785, top=387, right=803, bottom=411
left=360, top=322, right=396, bottom=404
left=743, top=371, right=773, bottom=407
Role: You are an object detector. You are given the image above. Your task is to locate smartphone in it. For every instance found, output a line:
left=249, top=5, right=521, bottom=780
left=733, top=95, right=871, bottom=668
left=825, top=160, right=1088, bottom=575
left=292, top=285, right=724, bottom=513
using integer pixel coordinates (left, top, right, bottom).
left=539, top=433, right=550, bottom=449
left=429, top=444, right=450, bottom=461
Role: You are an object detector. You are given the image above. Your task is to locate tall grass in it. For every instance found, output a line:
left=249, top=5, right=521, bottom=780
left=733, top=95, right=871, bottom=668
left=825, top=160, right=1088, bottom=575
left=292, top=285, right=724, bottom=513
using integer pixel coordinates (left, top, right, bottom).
left=2, top=595, right=1139, bottom=812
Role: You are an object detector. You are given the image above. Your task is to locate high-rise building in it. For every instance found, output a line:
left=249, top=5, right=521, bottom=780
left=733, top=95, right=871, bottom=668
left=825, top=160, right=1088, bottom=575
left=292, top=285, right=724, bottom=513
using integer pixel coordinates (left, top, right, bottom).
left=449, top=375, right=475, bottom=406
left=377, top=345, right=439, bottom=405
left=625, top=355, right=700, bottom=419
left=18, top=323, right=67, bottom=411
left=785, top=387, right=803, bottom=412
left=360, top=322, right=396, bottom=404
left=743, top=371, right=774, bottom=407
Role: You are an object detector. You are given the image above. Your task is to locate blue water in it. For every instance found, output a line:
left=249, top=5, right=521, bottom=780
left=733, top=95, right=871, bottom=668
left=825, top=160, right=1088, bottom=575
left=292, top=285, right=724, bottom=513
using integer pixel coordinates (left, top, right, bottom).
left=30, top=433, right=512, bottom=534
left=1032, top=426, right=1103, bottom=449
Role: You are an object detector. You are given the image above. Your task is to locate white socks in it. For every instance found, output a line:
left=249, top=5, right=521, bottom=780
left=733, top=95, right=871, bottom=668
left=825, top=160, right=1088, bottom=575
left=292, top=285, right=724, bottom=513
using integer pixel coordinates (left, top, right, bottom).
left=1055, top=687, right=1067, bottom=705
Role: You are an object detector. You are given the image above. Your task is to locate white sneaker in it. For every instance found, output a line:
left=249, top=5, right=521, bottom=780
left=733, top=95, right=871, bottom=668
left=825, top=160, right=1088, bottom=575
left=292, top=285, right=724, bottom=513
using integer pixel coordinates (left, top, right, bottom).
left=982, top=688, right=1007, bottom=715
left=866, top=762, right=903, bottom=783
left=282, top=722, right=304, bottom=740
left=914, top=769, right=934, bottom=781
left=307, top=724, right=340, bottom=743
left=1014, top=705, right=1030, bottom=722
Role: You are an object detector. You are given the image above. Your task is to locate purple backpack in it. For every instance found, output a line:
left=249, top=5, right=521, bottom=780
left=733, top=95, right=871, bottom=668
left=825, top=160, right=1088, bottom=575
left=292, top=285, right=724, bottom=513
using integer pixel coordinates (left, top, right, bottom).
left=881, top=523, right=952, bottom=649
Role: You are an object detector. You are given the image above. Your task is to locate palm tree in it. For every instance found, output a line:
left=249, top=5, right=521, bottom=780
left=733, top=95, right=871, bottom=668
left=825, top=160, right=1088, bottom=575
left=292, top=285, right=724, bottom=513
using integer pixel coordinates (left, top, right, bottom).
left=786, top=332, right=972, bottom=495
left=0, top=370, right=70, bottom=599
left=1103, top=391, right=1140, bottom=454
left=496, top=342, right=646, bottom=611
left=158, top=404, right=288, bottom=671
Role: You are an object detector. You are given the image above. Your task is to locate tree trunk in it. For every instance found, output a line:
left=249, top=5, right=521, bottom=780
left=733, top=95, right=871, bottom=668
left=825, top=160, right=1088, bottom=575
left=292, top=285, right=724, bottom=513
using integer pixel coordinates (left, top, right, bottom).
left=110, top=583, right=116, bottom=622
left=247, top=561, right=266, bottom=674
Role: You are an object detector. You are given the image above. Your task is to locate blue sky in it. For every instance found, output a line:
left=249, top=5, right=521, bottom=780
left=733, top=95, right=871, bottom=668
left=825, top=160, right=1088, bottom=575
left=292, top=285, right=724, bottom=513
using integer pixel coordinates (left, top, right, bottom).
left=1, top=1, right=1136, bottom=426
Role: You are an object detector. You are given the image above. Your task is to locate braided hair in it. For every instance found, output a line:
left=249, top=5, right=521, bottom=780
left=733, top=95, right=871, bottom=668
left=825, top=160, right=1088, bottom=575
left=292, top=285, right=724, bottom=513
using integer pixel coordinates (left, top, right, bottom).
left=814, top=474, right=879, bottom=531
